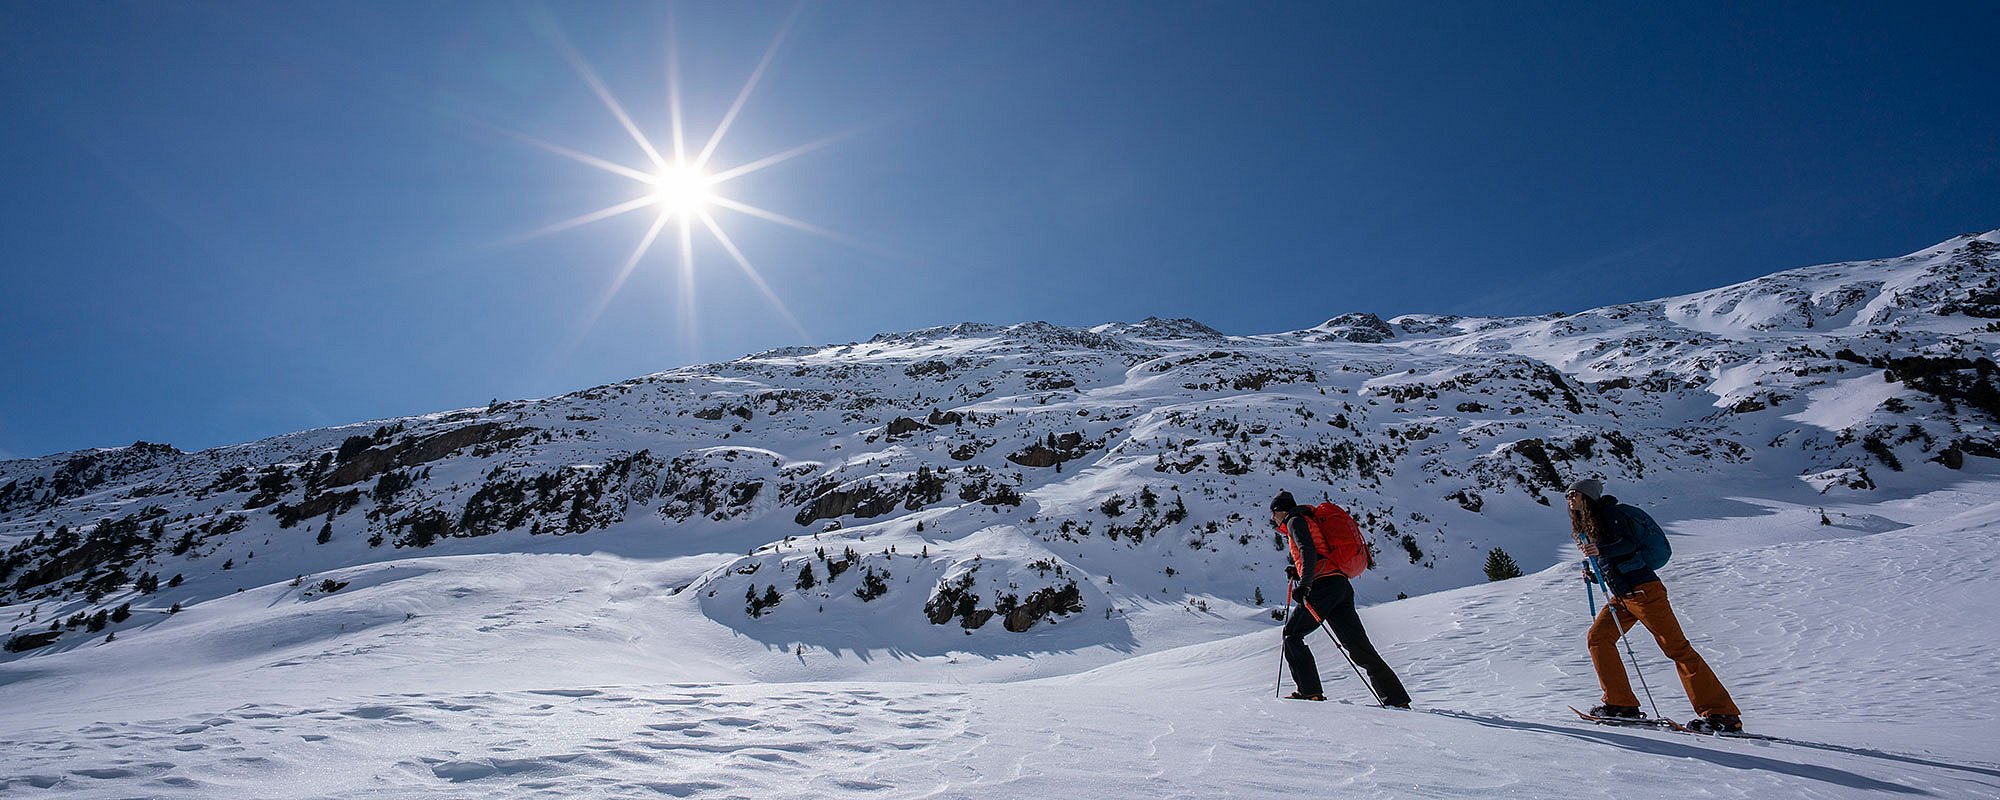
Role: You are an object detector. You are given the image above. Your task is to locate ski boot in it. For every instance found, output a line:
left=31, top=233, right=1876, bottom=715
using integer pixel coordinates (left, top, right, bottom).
left=1686, top=714, right=1743, bottom=733
left=1285, top=691, right=1325, bottom=701
left=1587, top=704, right=1643, bottom=720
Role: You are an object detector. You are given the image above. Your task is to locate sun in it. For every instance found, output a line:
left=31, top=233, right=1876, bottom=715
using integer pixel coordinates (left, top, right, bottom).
left=648, top=164, right=715, bottom=217
left=495, top=9, right=863, bottom=353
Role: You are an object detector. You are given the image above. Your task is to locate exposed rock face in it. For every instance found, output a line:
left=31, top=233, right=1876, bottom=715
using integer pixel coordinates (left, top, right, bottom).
left=328, top=424, right=533, bottom=487
left=1002, top=581, right=1084, bottom=632
left=1314, top=312, right=1396, bottom=343
left=1006, top=432, right=1094, bottom=468
left=886, top=417, right=933, bottom=439
left=794, top=485, right=900, bottom=526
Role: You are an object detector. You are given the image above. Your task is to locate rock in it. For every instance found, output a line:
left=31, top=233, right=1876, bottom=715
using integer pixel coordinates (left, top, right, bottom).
left=1002, top=582, right=1084, bottom=632
left=327, top=424, right=533, bottom=487
left=885, top=417, right=933, bottom=439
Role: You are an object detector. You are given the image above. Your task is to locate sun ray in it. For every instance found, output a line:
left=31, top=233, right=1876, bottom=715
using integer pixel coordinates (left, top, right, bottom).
left=547, top=23, right=668, bottom=170
left=666, top=5, right=688, bottom=165
left=602, top=210, right=675, bottom=314
left=708, top=196, right=867, bottom=249
left=677, top=214, right=698, bottom=358
left=706, top=131, right=852, bottom=185
left=694, top=4, right=802, bottom=170
left=497, top=194, right=659, bottom=247
left=698, top=209, right=811, bottom=341
left=558, top=208, right=675, bottom=359
left=487, top=124, right=658, bottom=184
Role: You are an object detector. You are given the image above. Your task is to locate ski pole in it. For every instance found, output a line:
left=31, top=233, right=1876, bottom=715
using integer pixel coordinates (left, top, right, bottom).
left=1276, top=578, right=1295, bottom=698
left=1585, top=571, right=1597, bottom=616
left=1301, top=595, right=1385, bottom=707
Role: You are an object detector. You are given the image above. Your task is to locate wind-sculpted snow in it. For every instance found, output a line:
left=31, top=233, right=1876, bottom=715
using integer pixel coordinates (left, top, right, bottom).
left=3, top=230, right=2000, bottom=666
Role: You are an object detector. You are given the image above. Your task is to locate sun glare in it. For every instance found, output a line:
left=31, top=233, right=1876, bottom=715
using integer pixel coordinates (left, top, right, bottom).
left=648, top=164, right=714, bottom=216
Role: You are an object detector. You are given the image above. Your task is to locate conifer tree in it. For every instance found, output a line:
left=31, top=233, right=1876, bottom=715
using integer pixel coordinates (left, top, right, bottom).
left=1483, top=547, right=1524, bottom=581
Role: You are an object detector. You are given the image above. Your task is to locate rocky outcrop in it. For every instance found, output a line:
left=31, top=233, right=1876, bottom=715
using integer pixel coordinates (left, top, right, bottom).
left=886, top=417, right=933, bottom=439
left=328, top=424, right=533, bottom=487
left=794, top=484, right=901, bottom=526
left=1007, top=432, right=1094, bottom=468
left=1002, top=581, right=1084, bottom=632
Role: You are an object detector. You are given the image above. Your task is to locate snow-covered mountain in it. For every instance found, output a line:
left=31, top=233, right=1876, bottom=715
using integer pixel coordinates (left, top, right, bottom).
left=3, top=231, right=2000, bottom=797
left=4, top=230, right=1999, bottom=659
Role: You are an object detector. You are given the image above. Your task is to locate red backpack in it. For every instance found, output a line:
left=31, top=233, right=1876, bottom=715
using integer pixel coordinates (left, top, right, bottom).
left=1288, top=502, right=1371, bottom=580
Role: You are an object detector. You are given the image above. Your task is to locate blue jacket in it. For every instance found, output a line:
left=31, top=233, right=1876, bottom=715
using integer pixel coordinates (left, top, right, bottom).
left=1591, top=495, right=1659, bottom=596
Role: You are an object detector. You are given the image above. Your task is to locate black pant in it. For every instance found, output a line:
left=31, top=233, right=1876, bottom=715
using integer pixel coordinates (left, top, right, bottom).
left=1284, top=575, right=1411, bottom=706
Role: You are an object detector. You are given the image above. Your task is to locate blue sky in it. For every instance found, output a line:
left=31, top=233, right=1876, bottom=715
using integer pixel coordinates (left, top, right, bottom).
left=3, top=1, right=1997, bottom=459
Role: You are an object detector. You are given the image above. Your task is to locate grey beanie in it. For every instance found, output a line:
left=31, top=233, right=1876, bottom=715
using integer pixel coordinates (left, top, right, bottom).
left=1270, top=490, right=1297, bottom=513
left=1567, top=478, right=1604, bottom=501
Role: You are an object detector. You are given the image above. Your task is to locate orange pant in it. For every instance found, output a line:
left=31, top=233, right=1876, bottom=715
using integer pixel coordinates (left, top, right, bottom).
left=1588, top=580, right=1741, bottom=717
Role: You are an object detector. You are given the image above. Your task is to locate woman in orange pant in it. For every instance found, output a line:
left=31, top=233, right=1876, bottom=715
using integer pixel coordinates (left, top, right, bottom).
left=1568, top=478, right=1743, bottom=733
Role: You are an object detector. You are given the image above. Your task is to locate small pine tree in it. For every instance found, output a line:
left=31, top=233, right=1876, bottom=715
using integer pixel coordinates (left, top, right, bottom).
left=168, top=603, right=182, bottom=615
left=317, top=523, right=333, bottom=544
left=797, top=563, right=817, bottom=591
left=1483, top=547, right=1524, bottom=581
left=168, top=574, right=184, bottom=588
left=110, top=603, right=131, bottom=623
left=222, top=559, right=234, bottom=571
left=1252, top=586, right=1265, bottom=606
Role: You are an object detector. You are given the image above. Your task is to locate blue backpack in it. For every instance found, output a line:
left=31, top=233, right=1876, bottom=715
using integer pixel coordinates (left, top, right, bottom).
left=1616, top=504, right=1671, bottom=571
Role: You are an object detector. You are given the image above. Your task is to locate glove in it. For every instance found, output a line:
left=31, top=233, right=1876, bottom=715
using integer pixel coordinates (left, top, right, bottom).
left=1292, top=581, right=1311, bottom=603
left=1284, top=564, right=1299, bottom=582
left=1577, top=538, right=1600, bottom=557
left=1580, top=566, right=1597, bottom=583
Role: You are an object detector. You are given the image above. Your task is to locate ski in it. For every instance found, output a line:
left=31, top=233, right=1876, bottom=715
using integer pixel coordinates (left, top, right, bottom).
left=1569, top=705, right=1687, bottom=731
left=1568, top=706, right=1793, bottom=741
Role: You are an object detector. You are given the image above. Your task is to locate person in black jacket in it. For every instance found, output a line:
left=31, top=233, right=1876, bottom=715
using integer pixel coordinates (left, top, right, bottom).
left=1272, top=491, right=1411, bottom=707
left=1569, top=478, right=1743, bottom=733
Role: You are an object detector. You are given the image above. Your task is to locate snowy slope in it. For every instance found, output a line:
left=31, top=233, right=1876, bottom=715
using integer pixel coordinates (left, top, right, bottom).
left=3, top=229, right=2000, bottom=796
left=1, top=497, right=1995, bottom=797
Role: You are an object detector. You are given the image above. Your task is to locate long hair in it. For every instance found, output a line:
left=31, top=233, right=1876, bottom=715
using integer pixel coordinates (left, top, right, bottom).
left=1566, top=491, right=1608, bottom=544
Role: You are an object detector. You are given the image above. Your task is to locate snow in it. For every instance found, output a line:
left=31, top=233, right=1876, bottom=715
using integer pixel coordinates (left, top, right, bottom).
left=5, top=229, right=2000, bottom=796
left=4, top=504, right=1998, bottom=797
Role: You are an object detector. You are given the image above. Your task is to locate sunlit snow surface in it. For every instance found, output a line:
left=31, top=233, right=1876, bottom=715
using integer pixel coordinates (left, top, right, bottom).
left=3, top=503, right=1996, bottom=797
